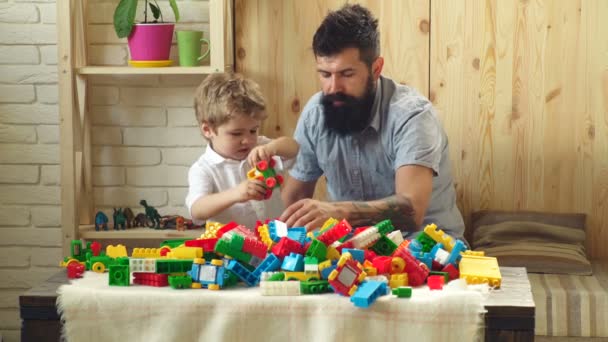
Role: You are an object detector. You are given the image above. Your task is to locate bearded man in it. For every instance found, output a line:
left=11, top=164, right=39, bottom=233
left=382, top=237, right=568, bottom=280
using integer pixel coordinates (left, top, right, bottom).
left=280, top=4, right=465, bottom=241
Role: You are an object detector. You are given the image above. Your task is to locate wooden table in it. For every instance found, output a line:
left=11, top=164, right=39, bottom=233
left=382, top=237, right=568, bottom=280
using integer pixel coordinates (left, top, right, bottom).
left=20, top=266, right=535, bottom=342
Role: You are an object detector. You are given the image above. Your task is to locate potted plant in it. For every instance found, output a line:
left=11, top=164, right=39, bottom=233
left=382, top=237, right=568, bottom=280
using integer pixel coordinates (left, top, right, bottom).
left=114, top=0, right=180, bottom=62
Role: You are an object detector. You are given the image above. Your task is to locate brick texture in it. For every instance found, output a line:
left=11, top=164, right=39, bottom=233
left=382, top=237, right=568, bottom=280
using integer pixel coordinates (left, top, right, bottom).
left=0, top=2, right=215, bottom=341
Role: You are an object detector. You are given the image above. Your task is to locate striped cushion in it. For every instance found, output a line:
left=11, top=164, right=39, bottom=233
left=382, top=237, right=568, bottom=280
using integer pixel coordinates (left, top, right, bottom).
left=528, top=261, right=608, bottom=337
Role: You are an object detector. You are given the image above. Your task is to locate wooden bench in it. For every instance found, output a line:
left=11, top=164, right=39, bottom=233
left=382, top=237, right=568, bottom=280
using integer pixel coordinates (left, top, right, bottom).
left=20, top=267, right=534, bottom=342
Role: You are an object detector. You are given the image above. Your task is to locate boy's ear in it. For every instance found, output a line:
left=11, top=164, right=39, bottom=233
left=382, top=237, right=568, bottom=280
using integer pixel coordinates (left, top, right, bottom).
left=200, top=121, right=215, bottom=139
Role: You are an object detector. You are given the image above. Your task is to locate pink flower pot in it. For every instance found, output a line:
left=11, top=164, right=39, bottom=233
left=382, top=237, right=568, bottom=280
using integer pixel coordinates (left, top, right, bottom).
left=127, top=23, right=175, bottom=61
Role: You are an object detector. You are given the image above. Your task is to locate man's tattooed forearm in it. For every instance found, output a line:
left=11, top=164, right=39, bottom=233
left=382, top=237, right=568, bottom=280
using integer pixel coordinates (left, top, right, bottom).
left=349, top=195, right=417, bottom=232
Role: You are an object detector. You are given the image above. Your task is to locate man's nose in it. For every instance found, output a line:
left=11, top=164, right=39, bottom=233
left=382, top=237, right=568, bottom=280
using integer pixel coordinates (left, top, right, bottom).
left=327, top=75, right=343, bottom=94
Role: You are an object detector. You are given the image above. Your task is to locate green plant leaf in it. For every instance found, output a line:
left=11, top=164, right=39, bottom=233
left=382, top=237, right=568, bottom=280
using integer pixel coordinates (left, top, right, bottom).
left=149, top=3, right=161, bottom=21
left=113, top=0, right=138, bottom=38
left=169, top=0, right=180, bottom=22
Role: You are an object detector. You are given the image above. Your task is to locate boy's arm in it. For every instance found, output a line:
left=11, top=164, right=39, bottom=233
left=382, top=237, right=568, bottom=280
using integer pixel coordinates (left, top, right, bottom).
left=190, top=180, right=267, bottom=222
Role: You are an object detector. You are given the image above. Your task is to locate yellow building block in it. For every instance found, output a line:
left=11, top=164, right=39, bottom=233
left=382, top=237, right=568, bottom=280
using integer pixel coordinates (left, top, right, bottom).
left=423, top=223, right=455, bottom=252
left=257, top=224, right=273, bottom=250
left=326, top=246, right=341, bottom=260
left=463, top=250, right=485, bottom=257
left=459, top=255, right=501, bottom=288
left=319, top=217, right=339, bottom=234
left=166, top=246, right=203, bottom=259
left=202, top=221, right=225, bottom=238
left=131, top=247, right=163, bottom=258
left=106, top=244, right=128, bottom=258
left=389, top=273, right=409, bottom=288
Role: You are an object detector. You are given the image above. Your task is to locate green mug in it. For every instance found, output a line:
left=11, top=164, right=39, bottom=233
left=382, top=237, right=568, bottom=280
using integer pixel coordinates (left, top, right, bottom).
left=176, top=30, right=211, bottom=67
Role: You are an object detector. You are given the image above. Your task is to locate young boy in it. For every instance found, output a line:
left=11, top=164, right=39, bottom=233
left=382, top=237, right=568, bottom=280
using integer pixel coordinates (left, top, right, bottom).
left=186, top=73, right=299, bottom=229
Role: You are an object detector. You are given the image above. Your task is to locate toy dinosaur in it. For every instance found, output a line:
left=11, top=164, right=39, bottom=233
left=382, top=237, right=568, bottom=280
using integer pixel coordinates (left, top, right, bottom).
left=140, top=199, right=161, bottom=229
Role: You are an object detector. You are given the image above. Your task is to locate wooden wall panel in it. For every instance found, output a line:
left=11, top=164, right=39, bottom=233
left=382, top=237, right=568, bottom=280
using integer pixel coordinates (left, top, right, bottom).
left=236, top=0, right=607, bottom=259
left=431, top=0, right=608, bottom=259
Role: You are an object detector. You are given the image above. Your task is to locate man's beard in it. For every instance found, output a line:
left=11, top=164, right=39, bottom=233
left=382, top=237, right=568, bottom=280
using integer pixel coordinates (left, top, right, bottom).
left=321, top=76, right=376, bottom=135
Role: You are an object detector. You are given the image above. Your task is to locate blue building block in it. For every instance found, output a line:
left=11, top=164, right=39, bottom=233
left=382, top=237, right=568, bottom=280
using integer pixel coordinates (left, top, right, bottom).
left=320, top=261, right=338, bottom=280
left=268, top=220, right=288, bottom=242
left=251, top=253, right=281, bottom=284
left=413, top=251, right=433, bottom=270
left=287, top=227, right=307, bottom=244
left=188, top=260, right=226, bottom=288
left=350, top=281, right=389, bottom=308
left=281, top=252, right=304, bottom=272
left=408, top=239, right=423, bottom=253
left=225, top=259, right=256, bottom=287
left=429, top=243, right=444, bottom=259
left=446, top=239, right=468, bottom=266
left=342, top=248, right=365, bottom=263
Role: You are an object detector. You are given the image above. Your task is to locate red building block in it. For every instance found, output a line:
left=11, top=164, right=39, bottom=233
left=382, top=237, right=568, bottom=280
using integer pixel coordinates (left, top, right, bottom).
left=427, top=275, right=445, bottom=290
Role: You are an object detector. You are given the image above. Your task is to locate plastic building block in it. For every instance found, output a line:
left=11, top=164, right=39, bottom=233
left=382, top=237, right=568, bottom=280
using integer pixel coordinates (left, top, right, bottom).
left=241, top=236, right=268, bottom=260
left=214, top=237, right=252, bottom=264
left=268, top=220, right=288, bottom=242
left=130, top=258, right=156, bottom=273
left=109, top=265, right=130, bottom=286
left=328, top=252, right=367, bottom=296
left=304, top=257, right=319, bottom=274
left=87, top=255, right=116, bottom=273
left=342, top=248, right=365, bottom=263
left=445, top=239, right=468, bottom=266
left=106, top=244, right=128, bottom=258
left=185, top=238, right=218, bottom=251
left=431, top=244, right=450, bottom=266
left=390, top=257, right=406, bottom=274
left=371, top=256, right=392, bottom=274
left=155, top=259, right=193, bottom=274
left=132, top=247, right=163, bottom=258
left=392, top=248, right=430, bottom=286
left=408, top=239, right=423, bottom=253
left=262, top=272, right=285, bottom=281
left=392, top=286, right=412, bottom=298
left=362, top=260, right=378, bottom=276
left=349, top=226, right=381, bottom=249
left=459, top=255, right=502, bottom=287
left=415, top=232, right=437, bottom=253
left=133, top=272, right=168, bottom=287
left=300, top=280, right=332, bottom=294
left=429, top=271, right=449, bottom=284
left=246, top=158, right=284, bottom=199
left=283, top=271, right=319, bottom=281
left=189, top=258, right=225, bottom=290
left=169, top=275, right=193, bottom=289
left=389, top=273, right=408, bottom=288
left=387, top=230, right=404, bottom=246
left=317, top=219, right=352, bottom=246
left=251, top=253, right=281, bottom=284
left=442, top=263, right=460, bottom=281
left=423, top=223, right=455, bottom=252
left=318, top=217, right=339, bottom=234
left=271, top=237, right=305, bottom=259
left=305, top=239, right=328, bottom=261
left=256, top=223, right=273, bottom=250
left=463, top=250, right=485, bottom=257
left=287, top=227, right=307, bottom=244
left=326, top=246, right=341, bottom=260
left=427, top=275, right=445, bottom=290
left=260, top=280, right=301, bottom=296
left=225, top=259, right=256, bottom=286
left=66, top=261, right=85, bottom=279
left=281, top=253, right=305, bottom=272
left=350, top=280, right=388, bottom=308
left=166, top=246, right=203, bottom=259
left=370, top=235, right=398, bottom=256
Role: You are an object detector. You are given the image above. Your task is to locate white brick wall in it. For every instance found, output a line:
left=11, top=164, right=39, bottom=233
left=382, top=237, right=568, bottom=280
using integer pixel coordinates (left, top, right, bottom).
left=0, top=1, right=211, bottom=340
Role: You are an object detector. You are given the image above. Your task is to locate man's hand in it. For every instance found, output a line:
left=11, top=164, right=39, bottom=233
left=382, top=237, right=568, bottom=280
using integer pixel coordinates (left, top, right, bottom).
left=280, top=199, right=344, bottom=231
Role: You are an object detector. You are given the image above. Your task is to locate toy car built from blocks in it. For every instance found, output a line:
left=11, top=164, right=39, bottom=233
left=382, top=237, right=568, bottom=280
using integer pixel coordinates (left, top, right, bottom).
left=188, top=258, right=226, bottom=290
left=328, top=252, right=367, bottom=296
left=247, top=158, right=284, bottom=199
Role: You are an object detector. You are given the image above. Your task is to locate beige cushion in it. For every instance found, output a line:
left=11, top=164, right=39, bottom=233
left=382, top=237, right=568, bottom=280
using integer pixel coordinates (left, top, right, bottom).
left=471, top=210, right=592, bottom=276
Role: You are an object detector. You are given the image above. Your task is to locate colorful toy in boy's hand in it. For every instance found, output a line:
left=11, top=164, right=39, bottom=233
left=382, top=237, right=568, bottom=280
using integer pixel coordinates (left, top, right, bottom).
left=247, top=157, right=284, bottom=199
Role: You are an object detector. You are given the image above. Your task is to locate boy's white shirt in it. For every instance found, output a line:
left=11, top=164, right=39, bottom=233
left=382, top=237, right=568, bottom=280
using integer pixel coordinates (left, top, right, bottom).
left=185, top=136, right=291, bottom=229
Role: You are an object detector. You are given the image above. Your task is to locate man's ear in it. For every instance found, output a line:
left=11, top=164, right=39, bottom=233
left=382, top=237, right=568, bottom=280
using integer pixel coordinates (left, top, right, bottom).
left=372, top=56, right=384, bottom=80
left=200, top=121, right=215, bottom=139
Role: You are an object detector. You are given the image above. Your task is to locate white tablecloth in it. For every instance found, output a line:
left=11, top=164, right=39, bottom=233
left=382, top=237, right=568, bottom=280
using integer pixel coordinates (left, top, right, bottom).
left=57, top=272, right=487, bottom=342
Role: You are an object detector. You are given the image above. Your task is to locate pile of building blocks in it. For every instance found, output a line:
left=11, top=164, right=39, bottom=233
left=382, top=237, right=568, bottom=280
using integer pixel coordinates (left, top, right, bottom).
left=60, top=219, right=501, bottom=308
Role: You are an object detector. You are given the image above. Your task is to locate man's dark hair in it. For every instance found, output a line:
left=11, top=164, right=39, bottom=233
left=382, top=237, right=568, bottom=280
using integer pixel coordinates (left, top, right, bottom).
left=312, top=4, right=380, bottom=66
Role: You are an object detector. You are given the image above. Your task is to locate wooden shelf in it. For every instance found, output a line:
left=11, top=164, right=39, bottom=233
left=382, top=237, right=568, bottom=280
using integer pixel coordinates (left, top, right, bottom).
left=77, top=65, right=222, bottom=75
left=79, top=225, right=204, bottom=240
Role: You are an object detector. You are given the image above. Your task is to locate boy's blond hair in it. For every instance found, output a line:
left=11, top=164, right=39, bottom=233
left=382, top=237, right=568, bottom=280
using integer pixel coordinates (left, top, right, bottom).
left=194, top=72, right=267, bottom=127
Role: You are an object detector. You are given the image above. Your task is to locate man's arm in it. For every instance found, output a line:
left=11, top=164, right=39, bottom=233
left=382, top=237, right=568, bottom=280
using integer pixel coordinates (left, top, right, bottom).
left=281, top=165, right=433, bottom=232
left=281, top=175, right=317, bottom=207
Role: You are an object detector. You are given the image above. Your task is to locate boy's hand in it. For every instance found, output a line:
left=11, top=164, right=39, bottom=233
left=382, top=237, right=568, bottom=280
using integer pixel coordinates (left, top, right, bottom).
left=248, top=144, right=274, bottom=168
left=234, top=179, right=267, bottom=202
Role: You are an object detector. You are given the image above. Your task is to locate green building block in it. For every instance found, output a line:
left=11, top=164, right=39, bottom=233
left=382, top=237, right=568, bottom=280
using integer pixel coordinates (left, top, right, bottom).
left=392, top=286, right=412, bottom=298
left=370, top=235, right=398, bottom=256
left=301, top=280, right=332, bottom=294
left=109, top=265, right=130, bottom=286
left=169, top=275, right=193, bottom=289
left=223, top=270, right=240, bottom=287
left=160, top=239, right=189, bottom=249
left=375, top=219, right=395, bottom=235
left=416, top=232, right=437, bottom=253
left=214, top=239, right=252, bottom=264
left=155, top=259, right=193, bottom=274
left=266, top=272, right=285, bottom=281
left=305, top=239, right=327, bottom=261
